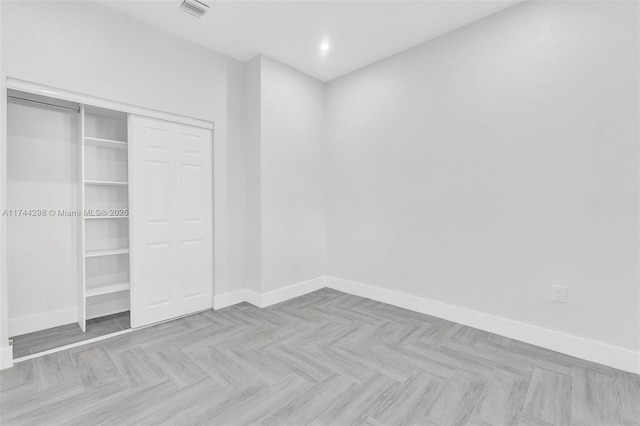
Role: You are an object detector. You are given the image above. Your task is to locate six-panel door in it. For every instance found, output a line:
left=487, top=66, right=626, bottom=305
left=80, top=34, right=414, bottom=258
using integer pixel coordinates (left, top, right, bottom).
left=130, top=115, right=213, bottom=327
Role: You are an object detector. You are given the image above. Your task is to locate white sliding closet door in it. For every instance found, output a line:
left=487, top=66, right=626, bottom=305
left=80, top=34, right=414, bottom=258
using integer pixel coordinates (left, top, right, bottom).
left=130, top=116, right=213, bottom=327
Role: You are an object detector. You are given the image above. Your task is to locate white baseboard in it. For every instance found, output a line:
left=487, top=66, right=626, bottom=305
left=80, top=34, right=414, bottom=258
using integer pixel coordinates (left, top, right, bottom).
left=214, top=277, right=327, bottom=309
left=9, top=307, right=78, bottom=337
left=325, top=276, right=640, bottom=375
left=213, top=290, right=246, bottom=309
left=212, top=288, right=262, bottom=309
left=0, top=345, right=13, bottom=370
left=243, top=289, right=263, bottom=308
left=259, top=276, right=327, bottom=308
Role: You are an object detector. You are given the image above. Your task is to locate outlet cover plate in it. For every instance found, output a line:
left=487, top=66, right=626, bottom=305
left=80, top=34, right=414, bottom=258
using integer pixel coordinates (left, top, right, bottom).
left=553, top=285, right=567, bottom=303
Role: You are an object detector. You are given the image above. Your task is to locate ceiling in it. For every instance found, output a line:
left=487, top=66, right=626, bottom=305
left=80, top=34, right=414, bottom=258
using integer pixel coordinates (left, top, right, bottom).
left=97, top=0, right=522, bottom=82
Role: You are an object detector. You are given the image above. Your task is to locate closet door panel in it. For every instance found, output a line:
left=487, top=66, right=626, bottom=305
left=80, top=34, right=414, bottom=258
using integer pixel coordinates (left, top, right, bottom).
left=131, top=116, right=213, bottom=327
left=182, top=164, right=202, bottom=222
left=182, top=240, right=203, bottom=299
left=177, top=126, right=212, bottom=308
left=146, top=160, right=172, bottom=224
left=145, top=242, right=173, bottom=307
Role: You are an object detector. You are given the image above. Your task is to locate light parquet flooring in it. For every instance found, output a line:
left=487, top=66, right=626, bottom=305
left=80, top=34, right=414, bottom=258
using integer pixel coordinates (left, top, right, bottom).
left=1, top=288, right=638, bottom=426
left=11, top=312, right=131, bottom=358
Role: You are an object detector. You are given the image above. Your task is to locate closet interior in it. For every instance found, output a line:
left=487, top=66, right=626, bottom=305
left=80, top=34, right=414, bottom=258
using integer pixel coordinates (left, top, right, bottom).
left=6, top=83, right=214, bottom=359
left=7, top=90, right=132, bottom=356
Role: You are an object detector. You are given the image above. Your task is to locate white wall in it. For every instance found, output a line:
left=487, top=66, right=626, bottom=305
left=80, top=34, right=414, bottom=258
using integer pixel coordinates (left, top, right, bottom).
left=242, top=56, right=326, bottom=294
left=0, top=1, right=235, bottom=123
left=326, top=1, right=639, bottom=352
left=243, top=56, right=263, bottom=294
left=0, top=1, right=246, bottom=352
left=260, top=56, right=326, bottom=292
left=226, top=59, right=247, bottom=300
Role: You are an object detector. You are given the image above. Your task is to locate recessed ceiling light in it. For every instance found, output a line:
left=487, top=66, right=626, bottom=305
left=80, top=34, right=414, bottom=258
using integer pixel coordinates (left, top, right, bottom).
left=320, top=43, right=330, bottom=53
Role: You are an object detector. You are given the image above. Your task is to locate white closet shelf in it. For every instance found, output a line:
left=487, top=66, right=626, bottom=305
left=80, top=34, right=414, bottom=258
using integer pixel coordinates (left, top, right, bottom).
left=85, top=180, right=128, bottom=186
left=85, top=248, right=129, bottom=258
left=84, top=216, right=129, bottom=220
left=86, top=281, right=130, bottom=297
left=84, top=136, right=128, bottom=149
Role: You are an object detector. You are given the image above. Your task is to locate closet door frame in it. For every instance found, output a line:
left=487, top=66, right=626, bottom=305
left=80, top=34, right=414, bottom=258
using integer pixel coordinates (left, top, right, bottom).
left=1, top=79, right=219, bottom=368
left=78, top=105, right=87, bottom=331
left=1, top=84, right=10, bottom=370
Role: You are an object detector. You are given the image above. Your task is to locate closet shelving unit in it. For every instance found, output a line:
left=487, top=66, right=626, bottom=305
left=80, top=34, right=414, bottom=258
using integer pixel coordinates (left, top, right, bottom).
left=85, top=248, right=130, bottom=257
left=85, top=180, right=128, bottom=186
left=79, top=105, right=131, bottom=331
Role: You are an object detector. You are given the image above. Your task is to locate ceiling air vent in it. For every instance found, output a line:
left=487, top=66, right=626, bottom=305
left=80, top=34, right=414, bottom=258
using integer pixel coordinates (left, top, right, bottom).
left=179, top=0, right=209, bottom=18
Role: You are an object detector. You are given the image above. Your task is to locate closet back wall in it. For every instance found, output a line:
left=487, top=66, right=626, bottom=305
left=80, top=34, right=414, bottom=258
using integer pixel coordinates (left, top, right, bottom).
left=7, top=101, right=79, bottom=336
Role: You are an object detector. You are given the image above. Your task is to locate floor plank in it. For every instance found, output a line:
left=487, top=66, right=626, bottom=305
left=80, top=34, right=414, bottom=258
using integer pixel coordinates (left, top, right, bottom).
left=521, top=368, right=572, bottom=426
left=109, top=347, right=166, bottom=389
left=571, top=367, right=622, bottom=425
left=33, top=351, right=78, bottom=391
left=0, top=360, right=33, bottom=391
left=262, top=374, right=353, bottom=425
left=613, top=368, right=640, bottom=426
left=423, top=369, right=488, bottom=426
left=374, top=372, right=444, bottom=426
left=4, top=379, right=128, bottom=425
left=468, top=369, right=530, bottom=426
left=72, top=347, right=122, bottom=389
left=151, top=347, right=207, bottom=388
left=0, top=379, right=83, bottom=422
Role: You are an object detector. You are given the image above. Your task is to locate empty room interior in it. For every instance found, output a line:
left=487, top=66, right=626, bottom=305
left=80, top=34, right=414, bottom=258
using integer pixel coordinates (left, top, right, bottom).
left=0, top=0, right=639, bottom=424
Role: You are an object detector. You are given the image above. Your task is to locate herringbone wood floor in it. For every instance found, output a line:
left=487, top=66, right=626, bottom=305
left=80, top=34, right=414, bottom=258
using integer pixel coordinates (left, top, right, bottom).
left=1, top=288, right=638, bottom=425
left=11, top=312, right=131, bottom=358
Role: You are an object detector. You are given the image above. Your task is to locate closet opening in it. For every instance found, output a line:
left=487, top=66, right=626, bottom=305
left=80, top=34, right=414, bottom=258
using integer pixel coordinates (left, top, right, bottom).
left=6, top=90, right=132, bottom=357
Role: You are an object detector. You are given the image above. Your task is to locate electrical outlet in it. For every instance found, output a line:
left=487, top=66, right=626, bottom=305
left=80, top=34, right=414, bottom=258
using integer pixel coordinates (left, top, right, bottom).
left=552, top=285, right=567, bottom=303
left=293, top=254, right=301, bottom=267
